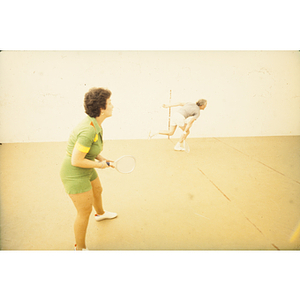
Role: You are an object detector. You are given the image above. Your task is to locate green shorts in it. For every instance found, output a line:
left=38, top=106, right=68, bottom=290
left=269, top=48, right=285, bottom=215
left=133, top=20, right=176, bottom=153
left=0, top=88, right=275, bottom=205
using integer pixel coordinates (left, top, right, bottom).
left=60, top=155, right=98, bottom=194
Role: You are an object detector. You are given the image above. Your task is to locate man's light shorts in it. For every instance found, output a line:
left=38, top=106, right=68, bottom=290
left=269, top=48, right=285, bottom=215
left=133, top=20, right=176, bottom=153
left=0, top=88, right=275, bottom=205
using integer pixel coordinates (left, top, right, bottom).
left=171, top=112, right=194, bottom=127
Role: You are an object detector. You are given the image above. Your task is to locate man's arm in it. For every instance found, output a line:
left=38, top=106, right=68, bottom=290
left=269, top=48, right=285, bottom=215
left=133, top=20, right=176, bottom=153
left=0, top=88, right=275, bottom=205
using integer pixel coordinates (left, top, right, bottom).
left=184, top=117, right=196, bottom=133
left=162, top=102, right=185, bottom=108
left=178, top=118, right=196, bottom=143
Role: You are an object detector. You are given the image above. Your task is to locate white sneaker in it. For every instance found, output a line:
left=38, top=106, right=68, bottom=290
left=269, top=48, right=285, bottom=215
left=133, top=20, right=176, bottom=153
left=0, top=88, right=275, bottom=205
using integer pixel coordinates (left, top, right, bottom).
left=95, top=211, right=118, bottom=221
left=74, top=244, right=89, bottom=251
left=174, top=143, right=184, bottom=151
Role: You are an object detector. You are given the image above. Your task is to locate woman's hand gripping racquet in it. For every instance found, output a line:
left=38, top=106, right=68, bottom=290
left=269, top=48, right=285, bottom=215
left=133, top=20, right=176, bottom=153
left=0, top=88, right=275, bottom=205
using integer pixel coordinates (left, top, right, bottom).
left=106, top=155, right=136, bottom=174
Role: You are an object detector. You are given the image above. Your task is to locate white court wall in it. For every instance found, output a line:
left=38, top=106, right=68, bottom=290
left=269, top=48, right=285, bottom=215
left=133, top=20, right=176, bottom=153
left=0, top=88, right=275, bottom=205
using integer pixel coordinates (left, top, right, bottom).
left=0, top=51, right=299, bottom=143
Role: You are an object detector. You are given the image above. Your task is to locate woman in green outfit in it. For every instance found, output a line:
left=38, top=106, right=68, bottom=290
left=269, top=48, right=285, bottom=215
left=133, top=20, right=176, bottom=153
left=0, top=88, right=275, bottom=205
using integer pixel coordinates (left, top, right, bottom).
left=60, top=87, right=117, bottom=250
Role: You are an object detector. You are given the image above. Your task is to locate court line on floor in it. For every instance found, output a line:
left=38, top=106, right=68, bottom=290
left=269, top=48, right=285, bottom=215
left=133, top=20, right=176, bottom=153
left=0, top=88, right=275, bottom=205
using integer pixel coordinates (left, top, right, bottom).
left=167, top=137, right=280, bottom=249
left=195, top=213, right=210, bottom=220
left=197, top=166, right=280, bottom=250
left=214, top=137, right=300, bottom=185
left=197, top=167, right=231, bottom=202
left=239, top=212, right=279, bottom=250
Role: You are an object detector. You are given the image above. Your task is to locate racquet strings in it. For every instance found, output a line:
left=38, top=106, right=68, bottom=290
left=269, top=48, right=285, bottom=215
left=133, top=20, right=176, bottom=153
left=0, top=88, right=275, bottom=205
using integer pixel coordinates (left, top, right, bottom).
left=115, top=156, right=136, bottom=173
left=183, top=140, right=190, bottom=153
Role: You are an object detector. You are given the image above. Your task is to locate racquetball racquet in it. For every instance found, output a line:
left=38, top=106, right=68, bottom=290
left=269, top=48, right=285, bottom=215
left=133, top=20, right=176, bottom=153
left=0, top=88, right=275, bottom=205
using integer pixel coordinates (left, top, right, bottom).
left=183, top=140, right=190, bottom=153
left=107, top=155, right=136, bottom=174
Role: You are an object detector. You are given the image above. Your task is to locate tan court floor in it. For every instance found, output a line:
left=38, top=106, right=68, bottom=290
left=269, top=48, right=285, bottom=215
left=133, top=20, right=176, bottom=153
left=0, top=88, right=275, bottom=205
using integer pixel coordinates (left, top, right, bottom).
left=0, top=136, right=299, bottom=250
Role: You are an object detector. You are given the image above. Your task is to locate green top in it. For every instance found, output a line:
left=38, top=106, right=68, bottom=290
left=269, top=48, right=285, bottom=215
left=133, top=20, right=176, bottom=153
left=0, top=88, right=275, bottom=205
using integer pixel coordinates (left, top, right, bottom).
left=66, top=116, right=103, bottom=160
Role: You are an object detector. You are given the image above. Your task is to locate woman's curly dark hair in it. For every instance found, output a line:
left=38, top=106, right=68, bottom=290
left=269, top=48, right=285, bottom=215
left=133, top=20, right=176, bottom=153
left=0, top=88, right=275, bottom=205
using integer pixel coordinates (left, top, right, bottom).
left=84, top=87, right=112, bottom=118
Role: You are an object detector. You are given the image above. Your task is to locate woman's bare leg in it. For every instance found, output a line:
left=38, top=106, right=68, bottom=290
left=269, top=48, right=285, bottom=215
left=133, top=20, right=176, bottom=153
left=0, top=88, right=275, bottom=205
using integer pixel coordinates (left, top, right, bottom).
left=91, top=177, right=105, bottom=215
left=91, top=176, right=118, bottom=221
left=69, top=190, right=93, bottom=250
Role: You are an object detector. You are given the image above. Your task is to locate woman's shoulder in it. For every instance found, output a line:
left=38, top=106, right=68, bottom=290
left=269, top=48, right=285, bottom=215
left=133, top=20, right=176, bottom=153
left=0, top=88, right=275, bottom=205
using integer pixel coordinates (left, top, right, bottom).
left=75, top=117, right=96, bottom=135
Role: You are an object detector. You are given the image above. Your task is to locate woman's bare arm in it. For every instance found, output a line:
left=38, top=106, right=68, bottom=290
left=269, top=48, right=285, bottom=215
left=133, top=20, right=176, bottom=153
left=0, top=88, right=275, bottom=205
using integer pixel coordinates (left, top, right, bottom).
left=71, top=147, right=108, bottom=169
